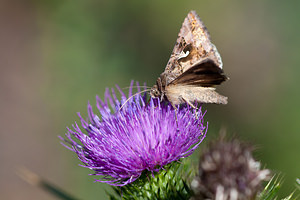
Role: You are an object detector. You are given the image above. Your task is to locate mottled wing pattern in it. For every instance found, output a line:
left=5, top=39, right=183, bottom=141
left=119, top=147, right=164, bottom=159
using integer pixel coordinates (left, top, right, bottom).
left=163, top=10, right=223, bottom=85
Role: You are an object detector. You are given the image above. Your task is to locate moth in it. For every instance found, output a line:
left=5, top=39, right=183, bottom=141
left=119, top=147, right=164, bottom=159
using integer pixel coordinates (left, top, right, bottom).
left=150, top=11, right=228, bottom=108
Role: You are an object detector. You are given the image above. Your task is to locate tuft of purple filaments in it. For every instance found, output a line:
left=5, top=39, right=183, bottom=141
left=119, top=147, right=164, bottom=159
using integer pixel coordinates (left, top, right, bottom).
left=60, top=81, right=207, bottom=186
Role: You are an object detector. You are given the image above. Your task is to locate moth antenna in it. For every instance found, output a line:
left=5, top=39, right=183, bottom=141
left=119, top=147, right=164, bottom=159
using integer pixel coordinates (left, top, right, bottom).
left=119, top=89, right=151, bottom=111
left=122, top=86, right=151, bottom=90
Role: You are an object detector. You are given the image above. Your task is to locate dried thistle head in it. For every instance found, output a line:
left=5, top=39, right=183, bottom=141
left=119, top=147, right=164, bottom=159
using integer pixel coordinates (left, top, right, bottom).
left=192, top=136, right=270, bottom=200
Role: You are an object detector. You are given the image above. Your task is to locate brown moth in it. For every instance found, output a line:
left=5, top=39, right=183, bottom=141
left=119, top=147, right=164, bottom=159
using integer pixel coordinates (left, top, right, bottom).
left=150, top=11, right=228, bottom=108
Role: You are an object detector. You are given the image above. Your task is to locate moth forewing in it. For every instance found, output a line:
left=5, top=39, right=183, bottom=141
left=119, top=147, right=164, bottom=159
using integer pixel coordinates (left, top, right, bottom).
left=165, top=84, right=227, bottom=108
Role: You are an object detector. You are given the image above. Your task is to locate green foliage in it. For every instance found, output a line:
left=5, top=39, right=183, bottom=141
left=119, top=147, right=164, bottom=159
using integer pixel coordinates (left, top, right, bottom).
left=258, top=175, right=299, bottom=200
left=108, top=161, right=195, bottom=200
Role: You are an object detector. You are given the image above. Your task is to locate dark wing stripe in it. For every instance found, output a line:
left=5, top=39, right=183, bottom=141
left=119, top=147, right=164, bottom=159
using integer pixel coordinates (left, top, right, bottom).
left=170, top=59, right=228, bottom=86
left=175, top=74, right=227, bottom=86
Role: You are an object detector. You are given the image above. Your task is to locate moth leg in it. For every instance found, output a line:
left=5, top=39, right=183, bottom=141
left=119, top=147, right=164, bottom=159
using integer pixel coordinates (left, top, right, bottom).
left=160, top=93, right=164, bottom=102
left=156, top=76, right=166, bottom=102
left=178, top=96, right=199, bottom=119
left=170, top=102, right=179, bottom=129
left=178, top=95, right=196, bottom=109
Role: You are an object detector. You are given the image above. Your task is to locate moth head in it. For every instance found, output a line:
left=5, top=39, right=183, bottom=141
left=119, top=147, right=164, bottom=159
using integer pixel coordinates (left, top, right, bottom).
left=150, top=85, right=161, bottom=98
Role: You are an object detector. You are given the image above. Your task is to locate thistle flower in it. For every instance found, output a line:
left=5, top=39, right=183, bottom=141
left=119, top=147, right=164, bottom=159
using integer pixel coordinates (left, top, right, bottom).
left=60, top=81, right=207, bottom=186
left=191, top=136, right=270, bottom=200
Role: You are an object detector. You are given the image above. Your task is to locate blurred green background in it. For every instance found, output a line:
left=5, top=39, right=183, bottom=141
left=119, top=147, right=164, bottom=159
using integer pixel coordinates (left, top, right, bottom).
left=1, top=0, right=299, bottom=199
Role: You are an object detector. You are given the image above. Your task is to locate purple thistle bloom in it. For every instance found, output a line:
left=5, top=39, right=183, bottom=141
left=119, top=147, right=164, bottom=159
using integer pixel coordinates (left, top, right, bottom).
left=60, top=81, right=207, bottom=186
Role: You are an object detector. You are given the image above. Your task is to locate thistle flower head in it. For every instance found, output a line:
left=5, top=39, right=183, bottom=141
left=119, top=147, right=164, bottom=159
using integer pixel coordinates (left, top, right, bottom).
left=192, top=136, right=270, bottom=200
left=61, top=81, right=207, bottom=186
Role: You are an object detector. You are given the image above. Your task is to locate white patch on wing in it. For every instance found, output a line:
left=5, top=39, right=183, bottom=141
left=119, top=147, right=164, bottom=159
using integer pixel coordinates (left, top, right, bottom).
left=177, top=50, right=190, bottom=59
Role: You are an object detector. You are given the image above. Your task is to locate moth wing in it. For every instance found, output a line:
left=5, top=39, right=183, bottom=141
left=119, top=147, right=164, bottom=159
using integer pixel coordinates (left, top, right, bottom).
left=163, top=10, right=223, bottom=85
left=170, top=59, right=228, bottom=87
left=165, top=84, right=228, bottom=105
